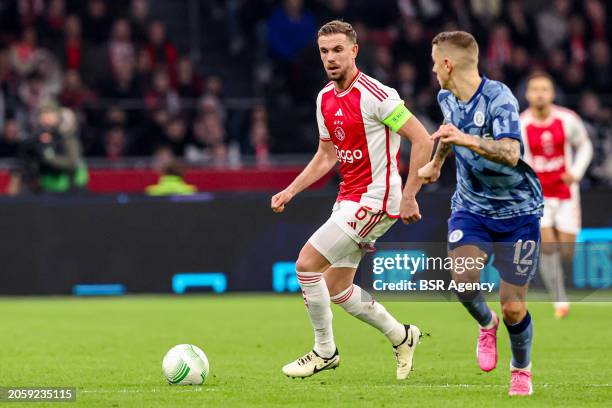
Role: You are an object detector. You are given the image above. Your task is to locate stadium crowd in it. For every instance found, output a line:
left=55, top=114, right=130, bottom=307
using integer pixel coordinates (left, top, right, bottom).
left=0, top=0, right=610, bottom=187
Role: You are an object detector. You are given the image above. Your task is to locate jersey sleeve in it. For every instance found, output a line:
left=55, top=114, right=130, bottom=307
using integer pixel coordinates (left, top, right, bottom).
left=374, top=85, right=412, bottom=133
left=565, top=112, right=593, bottom=180
left=489, top=90, right=522, bottom=141
left=316, top=91, right=331, bottom=141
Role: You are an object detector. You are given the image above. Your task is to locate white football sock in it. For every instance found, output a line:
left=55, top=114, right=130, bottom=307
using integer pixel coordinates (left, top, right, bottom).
left=331, top=284, right=405, bottom=346
left=540, top=251, right=568, bottom=303
left=296, top=272, right=335, bottom=358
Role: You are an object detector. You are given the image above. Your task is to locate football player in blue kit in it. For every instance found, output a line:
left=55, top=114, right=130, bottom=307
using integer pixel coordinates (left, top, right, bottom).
left=418, top=31, right=543, bottom=396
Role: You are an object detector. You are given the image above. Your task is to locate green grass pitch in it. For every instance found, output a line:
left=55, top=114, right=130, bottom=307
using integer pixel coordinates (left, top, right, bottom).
left=1, top=295, right=611, bottom=407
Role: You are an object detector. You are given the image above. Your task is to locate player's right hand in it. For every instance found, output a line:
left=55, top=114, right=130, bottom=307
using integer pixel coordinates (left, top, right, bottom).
left=271, top=190, right=294, bottom=213
left=418, top=160, right=441, bottom=184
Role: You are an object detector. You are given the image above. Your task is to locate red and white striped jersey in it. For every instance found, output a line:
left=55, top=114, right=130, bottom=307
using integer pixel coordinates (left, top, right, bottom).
left=520, top=105, right=593, bottom=199
left=316, top=71, right=405, bottom=217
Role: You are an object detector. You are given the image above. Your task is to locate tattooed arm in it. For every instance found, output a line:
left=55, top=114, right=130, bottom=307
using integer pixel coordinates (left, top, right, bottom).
left=469, top=137, right=520, bottom=167
left=430, top=123, right=520, bottom=167
left=417, top=137, right=453, bottom=184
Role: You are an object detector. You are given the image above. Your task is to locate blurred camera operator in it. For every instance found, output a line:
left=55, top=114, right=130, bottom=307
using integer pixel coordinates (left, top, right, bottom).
left=10, top=101, right=88, bottom=195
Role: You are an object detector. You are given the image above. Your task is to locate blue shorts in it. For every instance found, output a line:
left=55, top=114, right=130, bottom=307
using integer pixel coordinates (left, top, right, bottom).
left=447, top=210, right=541, bottom=286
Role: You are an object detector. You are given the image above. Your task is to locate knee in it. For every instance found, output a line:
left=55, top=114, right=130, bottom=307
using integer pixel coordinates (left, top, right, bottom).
left=295, top=257, right=311, bottom=273
left=326, top=280, right=348, bottom=297
left=501, top=302, right=526, bottom=324
left=452, top=271, right=477, bottom=285
left=560, top=248, right=575, bottom=264
left=296, top=244, right=328, bottom=273
left=296, top=248, right=319, bottom=272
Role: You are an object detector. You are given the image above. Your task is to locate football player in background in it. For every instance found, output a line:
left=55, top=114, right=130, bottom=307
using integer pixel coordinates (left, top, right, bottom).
left=521, top=73, right=593, bottom=319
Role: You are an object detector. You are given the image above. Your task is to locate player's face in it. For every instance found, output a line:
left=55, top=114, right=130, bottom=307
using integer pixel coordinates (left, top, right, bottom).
left=526, top=77, right=555, bottom=110
left=318, top=34, right=358, bottom=82
left=431, top=45, right=451, bottom=89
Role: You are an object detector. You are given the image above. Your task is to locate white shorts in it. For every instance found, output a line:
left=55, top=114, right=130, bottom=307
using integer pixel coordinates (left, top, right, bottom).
left=541, top=196, right=581, bottom=234
left=308, top=200, right=397, bottom=268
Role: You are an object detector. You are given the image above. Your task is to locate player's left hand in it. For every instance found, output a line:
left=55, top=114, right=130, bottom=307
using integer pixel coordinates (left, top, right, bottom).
left=400, top=196, right=421, bottom=225
left=431, top=124, right=470, bottom=146
left=561, top=172, right=577, bottom=185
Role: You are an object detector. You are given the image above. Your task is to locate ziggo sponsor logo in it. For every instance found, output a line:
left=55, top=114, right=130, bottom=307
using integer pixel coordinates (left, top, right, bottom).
left=334, top=145, right=364, bottom=163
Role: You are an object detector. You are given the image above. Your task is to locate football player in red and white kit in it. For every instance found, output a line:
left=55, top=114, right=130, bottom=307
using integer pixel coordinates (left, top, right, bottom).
left=271, top=20, right=433, bottom=379
left=521, top=73, right=593, bottom=319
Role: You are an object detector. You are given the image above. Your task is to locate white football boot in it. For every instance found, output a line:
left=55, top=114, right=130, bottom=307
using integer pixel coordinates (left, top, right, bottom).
left=282, top=349, right=340, bottom=378
left=394, top=324, right=422, bottom=380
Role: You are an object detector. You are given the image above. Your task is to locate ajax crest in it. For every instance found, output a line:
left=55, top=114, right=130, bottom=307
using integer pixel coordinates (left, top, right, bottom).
left=334, top=127, right=346, bottom=141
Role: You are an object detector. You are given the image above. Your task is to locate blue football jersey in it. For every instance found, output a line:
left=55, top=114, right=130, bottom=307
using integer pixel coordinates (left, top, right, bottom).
left=437, top=77, right=543, bottom=219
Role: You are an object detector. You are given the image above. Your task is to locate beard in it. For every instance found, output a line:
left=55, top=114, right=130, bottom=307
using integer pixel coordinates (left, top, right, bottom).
left=326, top=67, right=347, bottom=83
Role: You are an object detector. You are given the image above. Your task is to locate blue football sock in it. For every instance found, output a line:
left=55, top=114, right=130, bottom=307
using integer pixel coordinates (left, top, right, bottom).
left=456, top=290, right=493, bottom=327
left=505, top=311, right=533, bottom=369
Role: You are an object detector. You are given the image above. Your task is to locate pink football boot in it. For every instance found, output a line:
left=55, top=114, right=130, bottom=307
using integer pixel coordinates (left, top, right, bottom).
left=509, top=368, right=533, bottom=396
left=476, top=311, right=499, bottom=372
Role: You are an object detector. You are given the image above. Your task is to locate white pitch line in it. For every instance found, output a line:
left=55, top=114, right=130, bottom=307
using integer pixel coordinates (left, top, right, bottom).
left=78, top=384, right=612, bottom=393
left=80, top=388, right=212, bottom=394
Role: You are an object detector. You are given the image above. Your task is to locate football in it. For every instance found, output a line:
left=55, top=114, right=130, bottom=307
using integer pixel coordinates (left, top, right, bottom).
left=162, top=344, right=209, bottom=385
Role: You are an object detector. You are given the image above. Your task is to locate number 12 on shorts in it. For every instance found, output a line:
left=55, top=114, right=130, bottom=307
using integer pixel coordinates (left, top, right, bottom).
left=512, top=239, right=537, bottom=275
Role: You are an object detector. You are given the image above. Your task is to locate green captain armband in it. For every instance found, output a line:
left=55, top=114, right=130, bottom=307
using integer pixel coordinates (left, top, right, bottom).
left=382, top=104, right=413, bottom=133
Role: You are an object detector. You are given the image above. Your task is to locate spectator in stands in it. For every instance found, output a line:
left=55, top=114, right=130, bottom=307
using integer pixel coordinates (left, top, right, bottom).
left=36, top=0, right=65, bottom=50
left=392, top=20, right=430, bottom=91
left=485, top=23, right=513, bottom=68
left=583, top=0, right=609, bottom=43
left=9, top=27, right=40, bottom=78
left=145, top=68, right=180, bottom=115
left=144, top=20, right=178, bottom=85
left=101, top=126, right=129, bottom=160
left=160, top=115, right=188, bottom=157
left=503, top=46, right=529, bottom=91
left=0, top=119, right=23, bottom=157
left=81, top=0, right=112, bottom=45
left=395, top=61, right=417, bottom=102
left=266, top=0, right=316, bottom=61
left=176, top=57, right=203, bottom=100
left=546, top=48, right=568, bottom=87
left=505, top=0, right=535, bottom=51
left=248, top=104, right=270, bottom=167
left=578, top=91, right=612, bottom=187
left=185, top=113, right=227, bottom=166
left=319, top=0, right=356, bottom=25
left=18, top=72, right=54, bottom=125
left=198, top=92, right=226, bottom=125
left=537, top=0, right=571, bottom=51
left=586, top=40, right=612, bottom=93
left=135, top=49, right=153, bottom=91
left=562, top=62, right=586, bottom=96
left=100, top=59, right=142, bottom=100
left=17, top=0, right=44, bottom=28
left=565, top=15, right=588, bottom=66
left=60, top=69, right=97, bottom=110
left=58, top=15, right=82, bottom=72
left=146, top=147, right=196, bottom=196
left=371, top=46, right=394, bottom=85
left=108, top=19, right=135, bottom=74
left=579, top=92, right=610, bottom=184
left=129, top=0, right=151, bottom=45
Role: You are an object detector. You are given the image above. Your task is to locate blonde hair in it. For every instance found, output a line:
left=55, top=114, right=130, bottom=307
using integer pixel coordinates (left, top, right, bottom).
left=432, top=31, right=478, bottom=66
left=318, top=20, right=357, bottom=44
